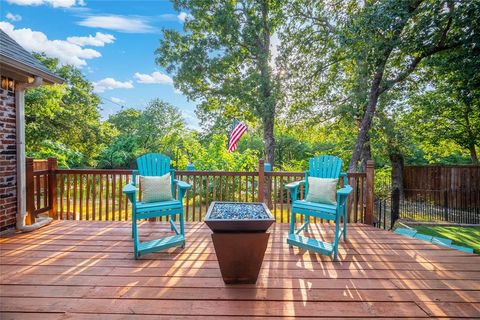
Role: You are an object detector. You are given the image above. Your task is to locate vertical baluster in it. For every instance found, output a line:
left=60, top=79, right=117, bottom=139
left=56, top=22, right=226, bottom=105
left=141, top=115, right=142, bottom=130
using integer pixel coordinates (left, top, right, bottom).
left=353, top=176, right=358, bottom=223
left=280, top=175, right=284, bottom=223
left=79, top=174, right=83, bottom=220
left=99, top=174, right=103, bottom=221
left=118, top=174, right=123, bottom=221
left=198, top=174, right=203, bottom=220
left=245, top=174, right=248, bottom=202
left=125, top=175, right=129, bottom=220
left=35, top=174, right=41, bottom=211
left=273, top=175, right=277, bottom=220
left=225, top=175, right=229, bottom=201
left=86, top=174, right=90, bottom=220
left=73, top=174, right=77, bottom=220
left=192, top=175, right=197, bottom=221
left=43, top=174, right=48, bottom=208
left=286, top=178, right=291, bottom=223
left=106, top=174, right=110, bottom=221
left=185, top=174, right=190, bottom=221
left=92, top=174, right=96, bottom=221
left=251, top=175, right=255, bottom=202
left=65, top=174, right=70, bottom=220
left=112, top=174, right=116, bottom=221
left=219, top=175, right=223, bottom=201
left=59, top=174, right=64, bottom=220
left=205, top=175, right=209, bottom=215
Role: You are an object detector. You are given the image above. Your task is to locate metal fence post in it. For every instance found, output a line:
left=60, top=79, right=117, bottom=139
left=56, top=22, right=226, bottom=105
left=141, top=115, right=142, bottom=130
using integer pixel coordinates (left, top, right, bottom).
left=444, top=189, right=448, bottom=221
left=365, top=160, right=375, bottom=225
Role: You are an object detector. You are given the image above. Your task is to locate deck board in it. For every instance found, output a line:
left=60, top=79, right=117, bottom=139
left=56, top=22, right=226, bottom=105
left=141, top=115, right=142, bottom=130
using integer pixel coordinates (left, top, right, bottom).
left=1, top=221, right=479, bottom=319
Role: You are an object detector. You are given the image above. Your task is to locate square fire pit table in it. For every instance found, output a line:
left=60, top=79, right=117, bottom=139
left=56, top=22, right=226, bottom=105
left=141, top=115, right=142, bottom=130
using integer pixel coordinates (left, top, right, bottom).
left=205, top=201, right=275, bottom=284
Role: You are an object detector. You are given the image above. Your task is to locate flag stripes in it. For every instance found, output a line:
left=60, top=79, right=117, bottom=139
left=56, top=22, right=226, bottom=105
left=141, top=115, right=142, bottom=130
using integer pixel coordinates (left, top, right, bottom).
left=227, top=120, right=247, bottom=152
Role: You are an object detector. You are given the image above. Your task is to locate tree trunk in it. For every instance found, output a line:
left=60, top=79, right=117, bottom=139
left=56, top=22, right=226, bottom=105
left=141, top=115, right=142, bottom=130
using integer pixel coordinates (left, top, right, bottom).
left=359, top=132, right=372, bottom=172
left=469, top=144, right=479, bottom=165
left=348, top=59, right=387, bottom=172
left=258, top=1, right=275, bottom=168
left=389, top=152, right=405, bottom=199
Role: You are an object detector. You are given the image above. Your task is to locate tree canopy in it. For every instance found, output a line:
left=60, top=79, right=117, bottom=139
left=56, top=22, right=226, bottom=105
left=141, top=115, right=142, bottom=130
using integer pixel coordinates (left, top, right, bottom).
left=24, top=0, right=480, bottom=174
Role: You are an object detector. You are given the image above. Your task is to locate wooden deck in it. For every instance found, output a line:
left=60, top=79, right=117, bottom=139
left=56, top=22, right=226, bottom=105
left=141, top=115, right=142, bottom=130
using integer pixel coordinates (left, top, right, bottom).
left=1, top=221, right=479, bottom=319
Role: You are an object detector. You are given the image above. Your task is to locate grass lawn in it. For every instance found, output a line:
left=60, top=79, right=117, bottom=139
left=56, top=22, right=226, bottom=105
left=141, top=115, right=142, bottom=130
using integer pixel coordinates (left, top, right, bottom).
left=411, top=225, right=480, bottom=253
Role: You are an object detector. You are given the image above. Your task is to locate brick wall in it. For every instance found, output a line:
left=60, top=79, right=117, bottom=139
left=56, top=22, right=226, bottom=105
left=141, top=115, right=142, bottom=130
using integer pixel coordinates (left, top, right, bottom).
left=0, top=87, right=17, bottom=231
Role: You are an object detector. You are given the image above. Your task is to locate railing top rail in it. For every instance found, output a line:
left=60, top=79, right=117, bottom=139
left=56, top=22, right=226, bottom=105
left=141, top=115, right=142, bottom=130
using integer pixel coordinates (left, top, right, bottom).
left=55, top=168, right=368, bottom=178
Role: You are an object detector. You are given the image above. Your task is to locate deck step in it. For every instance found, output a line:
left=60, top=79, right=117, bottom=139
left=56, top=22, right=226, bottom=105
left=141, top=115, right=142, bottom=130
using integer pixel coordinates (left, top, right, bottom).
left=394, top=228, right=417, bottom=237
left=414, top=233, right=433, bottom=242
left=448, top=244, right=474, bottom=254
left=138, top=235, right=185, bottom=256
left=431, top=237, right=452, bottom=246
left=287, top=234, right=333, bottom=256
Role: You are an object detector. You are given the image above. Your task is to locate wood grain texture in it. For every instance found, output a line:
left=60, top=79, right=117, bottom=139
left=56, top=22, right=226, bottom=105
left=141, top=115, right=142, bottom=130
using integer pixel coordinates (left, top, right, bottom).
left=1, top=221, right=479, bottom=319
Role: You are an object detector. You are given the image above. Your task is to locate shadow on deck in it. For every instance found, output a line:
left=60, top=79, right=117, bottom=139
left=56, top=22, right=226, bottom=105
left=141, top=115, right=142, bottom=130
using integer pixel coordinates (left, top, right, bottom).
left=1, top=221, right=479, bottom=319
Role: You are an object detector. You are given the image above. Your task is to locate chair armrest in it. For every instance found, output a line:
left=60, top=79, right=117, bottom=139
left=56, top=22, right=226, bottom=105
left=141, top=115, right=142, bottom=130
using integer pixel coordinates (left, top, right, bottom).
left=175, top=179, right=192, bottom=190
left=174, top=179, right=191, bottom=202
left=123, top=183, right=137, bottom=204
left=285, top=180, right=305, bottom=202
left=285, top=180, right=305, bottom=189
left=123, top=183, right=137, bottom=194
left=337, top=185, right=353, bottom=196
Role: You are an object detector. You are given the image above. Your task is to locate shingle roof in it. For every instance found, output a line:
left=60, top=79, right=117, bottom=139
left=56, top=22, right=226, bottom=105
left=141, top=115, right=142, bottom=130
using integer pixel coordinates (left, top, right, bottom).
left=0, top=29, right=63, bottom=84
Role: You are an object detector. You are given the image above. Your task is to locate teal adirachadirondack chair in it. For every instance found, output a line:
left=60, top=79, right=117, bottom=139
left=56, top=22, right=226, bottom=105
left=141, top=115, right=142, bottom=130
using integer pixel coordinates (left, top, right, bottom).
left=123, top=153, right=191, bottom=259
left=285, top=155, right=352, bottom=261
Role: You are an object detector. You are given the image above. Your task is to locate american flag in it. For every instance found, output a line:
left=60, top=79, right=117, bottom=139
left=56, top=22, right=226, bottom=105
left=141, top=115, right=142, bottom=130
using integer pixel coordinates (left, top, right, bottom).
left=227, top=119, right=248, bottom=152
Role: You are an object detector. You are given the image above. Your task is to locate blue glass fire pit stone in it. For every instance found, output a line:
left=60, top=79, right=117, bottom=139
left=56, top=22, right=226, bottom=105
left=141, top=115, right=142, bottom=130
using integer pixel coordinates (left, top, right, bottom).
left=209, top=203, right=270, bottom=220
left=205, top=201, right=275, bottom=233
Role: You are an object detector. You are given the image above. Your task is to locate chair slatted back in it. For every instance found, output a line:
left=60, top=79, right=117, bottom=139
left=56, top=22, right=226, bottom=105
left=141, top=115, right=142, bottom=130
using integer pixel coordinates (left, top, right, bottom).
left=308, top=155, right=342, bottom=178
left=137, top=153, right=171, bottom=176
left=305, top=155, right=343, bottom=197
left=135, top=153, right=175, bottom=196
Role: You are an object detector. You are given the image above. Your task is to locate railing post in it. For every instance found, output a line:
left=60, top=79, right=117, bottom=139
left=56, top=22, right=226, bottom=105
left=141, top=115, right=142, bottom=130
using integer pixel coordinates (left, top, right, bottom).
left=48, top=157, right=58, bottom=219
left=258, top=159, right=264, bottom=203
left=365, top=160, right=375, bottom=225
left=25, top=158, right=35, bottom=225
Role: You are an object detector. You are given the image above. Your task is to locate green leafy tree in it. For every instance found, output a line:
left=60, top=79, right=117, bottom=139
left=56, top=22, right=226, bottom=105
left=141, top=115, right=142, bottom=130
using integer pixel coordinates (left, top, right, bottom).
left=156, top=0, right=283, bottom=167
left=25, top=54, right=112, bottom=167
left=280, top=0, right=479, bottom=171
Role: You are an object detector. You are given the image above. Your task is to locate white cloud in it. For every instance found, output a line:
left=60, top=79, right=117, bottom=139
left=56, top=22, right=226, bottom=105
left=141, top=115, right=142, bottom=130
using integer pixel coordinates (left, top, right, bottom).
left=67, top=32, right=115, bottom=47
left=0, top=21, right=107, bottom=67
left=6, top=0, right=83, bottom=8
left=6, top=12, right=22, bottom=21
left=93, top=78, right=134, bottom=93
left=110, top=97, right=125, bottom=104
left=177, top=12, right=189, bottom=23
left=134, top=71, right=173, bottom=84
left=78, top=15, right=154, bottom=33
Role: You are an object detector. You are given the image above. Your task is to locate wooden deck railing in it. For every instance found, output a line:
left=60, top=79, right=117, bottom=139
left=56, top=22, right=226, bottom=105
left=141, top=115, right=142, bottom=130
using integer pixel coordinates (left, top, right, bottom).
left=26, top=158, right=375, bottom=225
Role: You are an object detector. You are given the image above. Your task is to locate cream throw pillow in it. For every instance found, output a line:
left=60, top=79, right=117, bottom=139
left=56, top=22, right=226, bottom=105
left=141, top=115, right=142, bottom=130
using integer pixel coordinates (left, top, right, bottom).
left=305, top=177, right=338, bottom=205
left=140, top=173, right=173, bottom=203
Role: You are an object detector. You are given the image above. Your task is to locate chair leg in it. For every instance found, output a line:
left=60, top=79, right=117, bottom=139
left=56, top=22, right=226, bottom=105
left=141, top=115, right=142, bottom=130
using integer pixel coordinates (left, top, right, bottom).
left=333, top=214, right=340, bottom=261
left=180, top=210, right=185, bottom=248
left=170, top=215, right=175, bottom=231
left=343, top=207, right=347, bottom=242
left=133, top=219, right=139, bottom=259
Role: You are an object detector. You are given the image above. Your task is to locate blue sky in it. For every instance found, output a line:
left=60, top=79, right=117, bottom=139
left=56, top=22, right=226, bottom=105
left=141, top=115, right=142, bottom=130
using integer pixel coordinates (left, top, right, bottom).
left=0, top=0, right=199, bottom=127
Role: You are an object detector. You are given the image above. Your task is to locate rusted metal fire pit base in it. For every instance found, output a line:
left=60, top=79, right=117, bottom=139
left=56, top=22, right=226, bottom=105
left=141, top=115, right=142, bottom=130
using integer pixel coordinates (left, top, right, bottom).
left=211, top=232, right=270, bottom=284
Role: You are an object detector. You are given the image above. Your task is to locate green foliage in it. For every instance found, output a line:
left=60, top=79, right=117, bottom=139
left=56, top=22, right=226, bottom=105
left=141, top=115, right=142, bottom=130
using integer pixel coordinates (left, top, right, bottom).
left=25, top=54, right=112, bottom=167
left=24, top=2, right=480, bottom=174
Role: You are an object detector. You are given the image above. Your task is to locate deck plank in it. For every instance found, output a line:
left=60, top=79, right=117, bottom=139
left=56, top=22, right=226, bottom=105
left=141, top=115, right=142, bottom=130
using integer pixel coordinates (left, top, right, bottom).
left=1, top=221, right=479, bottom=318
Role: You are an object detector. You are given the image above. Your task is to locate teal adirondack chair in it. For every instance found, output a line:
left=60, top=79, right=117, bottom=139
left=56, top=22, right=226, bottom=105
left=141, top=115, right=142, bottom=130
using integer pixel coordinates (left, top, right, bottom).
left=123, top=153, right=191, bottom=259
left=285, top=155, right=352, bottom=260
